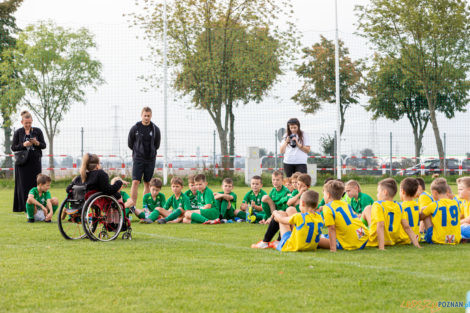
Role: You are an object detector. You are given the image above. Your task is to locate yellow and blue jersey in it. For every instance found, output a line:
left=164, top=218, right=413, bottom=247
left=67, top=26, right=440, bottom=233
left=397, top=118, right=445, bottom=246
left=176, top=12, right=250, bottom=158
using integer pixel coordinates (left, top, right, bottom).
left=418, top=191, right=433, bottom=211
left=280, top=212, right=324, bottom=252
left=399, top=200, right=420, bottom=244
left=422, top=199, right=461, bottom=245
left=367, top=200, right=404, bottom=247
left=323, top=200, right=369, bottom=250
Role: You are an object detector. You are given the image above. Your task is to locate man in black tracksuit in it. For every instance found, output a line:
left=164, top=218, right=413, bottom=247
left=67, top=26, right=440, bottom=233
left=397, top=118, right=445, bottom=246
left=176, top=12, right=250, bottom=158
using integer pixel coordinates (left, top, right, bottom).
left=128, top=107, right=161, bottom=205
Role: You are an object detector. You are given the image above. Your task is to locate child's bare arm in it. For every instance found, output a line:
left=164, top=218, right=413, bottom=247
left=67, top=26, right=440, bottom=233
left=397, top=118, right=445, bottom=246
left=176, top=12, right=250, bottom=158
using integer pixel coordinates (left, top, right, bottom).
left=401, top=219, right=421, bottom=248
left=327, top=225, right=337, bottom=252
left=27, top=194, right=46, bottom=210
left=377, top=221, right=385, bottom=250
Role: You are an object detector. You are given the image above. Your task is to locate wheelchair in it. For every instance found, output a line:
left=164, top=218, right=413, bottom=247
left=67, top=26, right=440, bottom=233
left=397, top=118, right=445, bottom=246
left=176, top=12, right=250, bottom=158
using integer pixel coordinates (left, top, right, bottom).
left=57, top=185, right=132, bottom=241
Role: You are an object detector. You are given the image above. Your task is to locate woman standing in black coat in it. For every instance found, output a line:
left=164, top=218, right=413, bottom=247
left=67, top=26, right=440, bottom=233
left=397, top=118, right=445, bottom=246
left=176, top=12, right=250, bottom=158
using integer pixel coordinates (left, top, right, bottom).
left=11, top=111, right=46, bottom=213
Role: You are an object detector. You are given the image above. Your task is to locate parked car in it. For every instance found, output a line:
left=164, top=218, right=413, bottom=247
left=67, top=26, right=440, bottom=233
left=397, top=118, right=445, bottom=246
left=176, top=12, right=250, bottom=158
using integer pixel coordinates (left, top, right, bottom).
left=400, top=159, right=461, bottom=176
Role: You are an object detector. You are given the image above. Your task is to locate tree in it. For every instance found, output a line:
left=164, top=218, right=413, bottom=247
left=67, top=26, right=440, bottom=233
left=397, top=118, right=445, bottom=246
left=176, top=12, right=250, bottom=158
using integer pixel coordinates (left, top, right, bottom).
left=9, top=21, right=104, bottom=176
left=128, top=0, right=298, bottom=171
left=356, top=0, right=470, bottom=167
left=0, top=0, right=23, bottom=170
left=292, top=35, right=366, bottom=135
left=319, top=133, right=335, bottom=156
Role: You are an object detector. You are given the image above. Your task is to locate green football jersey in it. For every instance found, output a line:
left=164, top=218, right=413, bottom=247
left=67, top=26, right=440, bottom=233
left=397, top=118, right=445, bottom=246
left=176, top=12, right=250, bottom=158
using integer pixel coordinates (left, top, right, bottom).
left=164, top=193, right=192, bottom=211
left=143, top=192, right=166, bottom=211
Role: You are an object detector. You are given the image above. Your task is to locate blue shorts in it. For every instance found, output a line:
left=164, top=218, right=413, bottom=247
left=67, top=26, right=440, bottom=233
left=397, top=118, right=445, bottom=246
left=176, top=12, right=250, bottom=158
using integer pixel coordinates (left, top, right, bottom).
left=321, top=234, right=343, bottom=250
left=425, top=227, right=434, bottom=244
left=461, top=225, right=470, bottom=240
left=132, top=159, right=155, bottom=182
left=276, top=231, right=292, bottom=251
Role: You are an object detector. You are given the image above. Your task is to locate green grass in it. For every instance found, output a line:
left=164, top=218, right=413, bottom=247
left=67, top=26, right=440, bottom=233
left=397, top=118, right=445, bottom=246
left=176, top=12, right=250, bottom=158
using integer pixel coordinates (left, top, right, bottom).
left=0, top=184, right=469, bottom=313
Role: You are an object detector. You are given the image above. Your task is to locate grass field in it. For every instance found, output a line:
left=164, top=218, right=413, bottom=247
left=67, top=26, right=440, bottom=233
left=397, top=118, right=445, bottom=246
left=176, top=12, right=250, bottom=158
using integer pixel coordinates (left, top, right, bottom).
left=1, top=184, right=469, bottom=313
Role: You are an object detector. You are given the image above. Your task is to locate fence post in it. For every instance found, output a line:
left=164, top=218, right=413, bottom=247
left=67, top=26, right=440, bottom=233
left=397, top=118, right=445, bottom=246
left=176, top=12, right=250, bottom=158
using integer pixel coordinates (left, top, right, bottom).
left=389, top=132, right=393, bottom=176
left=443, top=132, right=447, bottom=176
left=274, top=130, right=278, bottom=171
left=213, top=130, right=216, bottom=175
left=80, top=127, right=84, bottom=157
left=334, top=131, right=337, bottom=177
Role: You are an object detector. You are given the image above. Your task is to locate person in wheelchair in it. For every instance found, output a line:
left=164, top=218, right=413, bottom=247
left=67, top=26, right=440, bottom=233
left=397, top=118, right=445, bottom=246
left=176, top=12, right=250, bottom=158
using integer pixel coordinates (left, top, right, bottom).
left=66, top=153, right=125, bottom=199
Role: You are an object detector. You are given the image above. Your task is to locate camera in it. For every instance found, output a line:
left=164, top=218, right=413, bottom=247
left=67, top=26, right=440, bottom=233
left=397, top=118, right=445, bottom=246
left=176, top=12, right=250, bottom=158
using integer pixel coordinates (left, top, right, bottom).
left=289, top=134, right=297, bottom=148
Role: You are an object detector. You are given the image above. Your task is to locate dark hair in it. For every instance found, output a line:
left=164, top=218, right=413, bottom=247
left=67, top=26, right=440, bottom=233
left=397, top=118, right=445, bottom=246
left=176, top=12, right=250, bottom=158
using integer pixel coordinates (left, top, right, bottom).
left=251, top=175, right=262, bottom=182
left=80, top=153, right=100, bottom=183
left=324, top=180, right=345, bottom=200
left=37, top=174, right=51, bottom=185
left=272, top=170, right=283, bottom=178
left=379, top=178, right=398, bottom=198
left=297, top=174, right=312, bottom=188
left=171, top=177, right=184, bottom=187
left=194, top=174, right=206, bottom=182
left=401, top=178, right=419, bottom=197
left=188, top=174, right=196, bottom=184
left=222, top=178, right=233, bottom=185
left=150, top=178, right=163, bottom=188
left=324, top=177, right=335, bottom=185
left=286, top=118, right=304, bottom=145
left=416, top=177, right=425, bottom=190
left=301, top=190, right=319, bottom=209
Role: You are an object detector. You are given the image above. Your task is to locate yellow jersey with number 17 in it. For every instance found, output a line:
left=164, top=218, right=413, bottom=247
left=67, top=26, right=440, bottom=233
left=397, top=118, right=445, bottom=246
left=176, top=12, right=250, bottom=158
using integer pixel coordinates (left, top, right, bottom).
left=399, top=200, right=420, bottom=244
left=323, top=200, right=369, bottom=250
left=367, top=200, right=404, bottom=247
left=422, top=199, right=461, bottom=245
left=281, top=212, right=324, bottom=252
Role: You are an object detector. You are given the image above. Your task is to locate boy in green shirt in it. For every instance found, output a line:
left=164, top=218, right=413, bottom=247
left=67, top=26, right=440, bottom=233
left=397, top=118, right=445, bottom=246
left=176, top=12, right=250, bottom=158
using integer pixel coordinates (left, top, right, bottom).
left=26, top=174, right=58, bottom=223
left=111, top=177, right=135, bottom=218
left=183, top=174, right=218, bottom=224
left=241, top=176, right=271, bottom=223
left=184, top=174, right=199, bottom=210
left=215, top=178, right=244, bottom=222
left=260, top=170, right=289, bottom=224
left=134, top=178, right=166, bottom=221
left=142, top=177, right=191, bottom=224
left=345, top=180, right=374, bottom=215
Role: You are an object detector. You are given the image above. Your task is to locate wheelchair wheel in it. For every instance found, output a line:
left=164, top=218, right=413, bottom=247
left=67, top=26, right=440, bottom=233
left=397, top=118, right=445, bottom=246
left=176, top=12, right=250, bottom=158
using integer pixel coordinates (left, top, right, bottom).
left=57, top=199, right=87, bottom=240
left=81, top=193, right=124, bottom=242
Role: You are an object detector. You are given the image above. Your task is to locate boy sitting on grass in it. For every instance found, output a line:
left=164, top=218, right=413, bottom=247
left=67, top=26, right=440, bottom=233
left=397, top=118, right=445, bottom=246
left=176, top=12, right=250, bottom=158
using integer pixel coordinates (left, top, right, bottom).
left=457, top=177, right=470, bottom=242
left=322, top=180, right=369, bottom=251
left=110, top=177, right=134, bottom=218
left=26, top=174, right=58, bottom=223
left=259, top=170, right=289, bottom=224
left=398, top=178, right=420, bottom=244
left=272, top=190, right=329, bottom=252
left=216, top=178, right=245, bottom=222
left=185, top=175, right=199, bottom=210
left=133, top=178, right=166, bottom=222
left=362, top=178, right=420, bottom=250
left=241, top=175, right=270, bottom=223
left=183, top=174, right=218, bottom=224
left=144, top=177, right=192, bottom=224
left=420, top=178, right=462, bottom=245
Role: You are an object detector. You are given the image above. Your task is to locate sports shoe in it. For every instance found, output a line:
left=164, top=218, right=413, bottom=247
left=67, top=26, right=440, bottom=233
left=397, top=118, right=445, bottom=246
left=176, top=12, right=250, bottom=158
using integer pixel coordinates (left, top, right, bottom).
left=220, top=219, right=228, bottom=224
left=268, top=240, right=280, bottom=249
left=226, top=219, right=234, bottom=223
left=142, top=218, right=154, bottom=224
left=27, top=218, right=34, bottom=223
left=129, top=206, right=136, bottom=215
left=251, top=240, right=269, bottom=249
left=157, top=219, right=167, bottom=224
left=45, top=220, right=52, bottom=223
left=234, top=217, right=244, bottom=223
left=210, top=218, right=221, bottom=225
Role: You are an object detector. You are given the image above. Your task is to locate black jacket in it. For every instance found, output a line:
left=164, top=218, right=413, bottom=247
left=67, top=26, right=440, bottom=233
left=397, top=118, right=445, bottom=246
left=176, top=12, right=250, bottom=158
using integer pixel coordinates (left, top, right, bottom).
left=128, top=122, right=161, bottom=161
left=11, top=127, right=47, bottom=157
left=66, top=169, right=123, bottom=198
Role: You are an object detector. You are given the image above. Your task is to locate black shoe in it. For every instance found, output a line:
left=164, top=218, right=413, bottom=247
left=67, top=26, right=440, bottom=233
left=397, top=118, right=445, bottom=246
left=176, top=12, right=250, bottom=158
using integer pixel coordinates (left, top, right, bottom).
left=129, top=206, right=136, bottom=215
left=157, top=219, right=167, bottom=224
left=142, top=218, right=154, bottom=224
left=27, top=218, right=34, bottom=223
left=45, top=220, right=52, bottom=223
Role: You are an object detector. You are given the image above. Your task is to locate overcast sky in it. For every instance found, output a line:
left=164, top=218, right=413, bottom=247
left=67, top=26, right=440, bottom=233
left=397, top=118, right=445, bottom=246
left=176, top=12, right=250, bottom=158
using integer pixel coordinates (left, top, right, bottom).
left=10, top=0, right=470, bottom=161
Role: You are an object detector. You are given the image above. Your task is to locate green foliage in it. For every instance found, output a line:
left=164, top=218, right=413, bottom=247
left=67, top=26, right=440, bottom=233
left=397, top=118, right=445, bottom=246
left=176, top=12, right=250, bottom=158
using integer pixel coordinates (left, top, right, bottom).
left=356, top=0, right=470, bottom=163
left=319, top=133, right=335, bottom=156
left=8, top=20, right=104, bottom=173
left=293, top=36, right=365, bottom=135
left=128, top=0, right=299, bottom=169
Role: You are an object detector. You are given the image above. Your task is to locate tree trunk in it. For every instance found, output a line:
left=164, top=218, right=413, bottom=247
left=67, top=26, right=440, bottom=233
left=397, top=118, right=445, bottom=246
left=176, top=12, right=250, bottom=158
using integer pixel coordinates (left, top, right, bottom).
left=48, top=135, right=55, bottom=180
left=412, top=127, right=421, bottom=159
left=217, top=126, right=229, bottom=172
left=426, top=95, right=445, bottom=168
left=1, top=124, right=13, bottom=178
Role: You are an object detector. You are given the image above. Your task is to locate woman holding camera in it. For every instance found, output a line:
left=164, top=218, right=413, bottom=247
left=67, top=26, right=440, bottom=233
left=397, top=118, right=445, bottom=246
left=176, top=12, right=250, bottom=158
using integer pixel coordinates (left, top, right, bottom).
left=11, top=111, right=46, bottom=213
left=280, top=118, right=311, bottom=177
